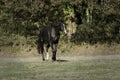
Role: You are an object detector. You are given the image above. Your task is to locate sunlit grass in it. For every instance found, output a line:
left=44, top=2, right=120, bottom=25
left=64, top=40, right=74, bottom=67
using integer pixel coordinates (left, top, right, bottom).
left=0, top=57, right=120, bottom=80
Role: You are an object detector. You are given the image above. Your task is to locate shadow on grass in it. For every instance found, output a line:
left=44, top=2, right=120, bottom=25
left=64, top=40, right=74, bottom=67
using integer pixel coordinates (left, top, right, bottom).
left=56, top=59, right=69, bottom=62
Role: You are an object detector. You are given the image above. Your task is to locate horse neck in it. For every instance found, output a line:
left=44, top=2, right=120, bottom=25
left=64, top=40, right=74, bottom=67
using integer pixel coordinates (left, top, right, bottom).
left=51, top=26, right=60, bottom=35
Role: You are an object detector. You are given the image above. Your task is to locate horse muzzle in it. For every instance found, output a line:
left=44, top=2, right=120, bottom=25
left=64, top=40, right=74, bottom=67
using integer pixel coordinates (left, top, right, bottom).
left=64, top=31, right=67, bottom=36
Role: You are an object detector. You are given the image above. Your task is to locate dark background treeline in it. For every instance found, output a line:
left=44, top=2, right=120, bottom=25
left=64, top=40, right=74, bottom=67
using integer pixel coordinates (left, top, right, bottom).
left=0, top=0, right=120, bottom=45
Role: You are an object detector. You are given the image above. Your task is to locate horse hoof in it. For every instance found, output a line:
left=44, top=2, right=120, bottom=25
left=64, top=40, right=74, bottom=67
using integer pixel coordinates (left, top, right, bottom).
left=42, top=59, right=45, bottom=61
left=52, top=60, right=56, bottom=61
left=52, top=58, right=56, bottom=61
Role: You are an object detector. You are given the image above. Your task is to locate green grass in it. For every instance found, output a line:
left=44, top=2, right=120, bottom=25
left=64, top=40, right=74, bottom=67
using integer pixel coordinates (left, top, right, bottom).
left=0, top=57, right=120, bottom=80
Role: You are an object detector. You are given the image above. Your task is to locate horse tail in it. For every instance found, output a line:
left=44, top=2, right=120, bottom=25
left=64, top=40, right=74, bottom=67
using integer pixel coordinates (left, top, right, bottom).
left=37, top=45, right=40, bottom=54
left=37, top=37, right=41, bottom=54
left=37, top=37, right=44, bottom=54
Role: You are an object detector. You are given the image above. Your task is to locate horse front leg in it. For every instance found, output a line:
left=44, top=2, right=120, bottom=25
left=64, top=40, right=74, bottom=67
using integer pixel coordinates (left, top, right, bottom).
left=52, top=44, right=58, bottom=61
left=41, top=49, right=45, bottom=61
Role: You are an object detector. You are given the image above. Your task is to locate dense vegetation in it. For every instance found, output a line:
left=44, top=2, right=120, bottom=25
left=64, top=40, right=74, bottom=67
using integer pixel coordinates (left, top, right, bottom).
left=0, top=0, right=120, bottom=46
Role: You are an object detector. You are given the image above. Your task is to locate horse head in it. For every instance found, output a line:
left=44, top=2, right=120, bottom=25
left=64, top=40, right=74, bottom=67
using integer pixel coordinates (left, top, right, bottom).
left=54, top=22, right=67, bottom=35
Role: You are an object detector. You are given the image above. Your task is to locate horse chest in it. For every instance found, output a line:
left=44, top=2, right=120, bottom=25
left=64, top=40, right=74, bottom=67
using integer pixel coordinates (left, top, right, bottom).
left=50, top=28, right=59, bottom=41
left=52, top=36, right=58, bottom=41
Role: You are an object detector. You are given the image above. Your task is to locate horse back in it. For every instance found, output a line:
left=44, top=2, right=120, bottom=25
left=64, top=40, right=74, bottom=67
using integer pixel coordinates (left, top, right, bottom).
left=39, top=26, right=50, bottom=42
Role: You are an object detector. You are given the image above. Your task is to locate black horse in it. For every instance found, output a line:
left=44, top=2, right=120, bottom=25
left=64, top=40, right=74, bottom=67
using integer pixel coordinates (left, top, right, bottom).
left=37, top=22, right=67, bottom=61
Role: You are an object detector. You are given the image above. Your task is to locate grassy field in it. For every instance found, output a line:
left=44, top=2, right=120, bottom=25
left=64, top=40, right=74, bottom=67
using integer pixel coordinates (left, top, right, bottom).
left=0, top=55, right=120, bottom=80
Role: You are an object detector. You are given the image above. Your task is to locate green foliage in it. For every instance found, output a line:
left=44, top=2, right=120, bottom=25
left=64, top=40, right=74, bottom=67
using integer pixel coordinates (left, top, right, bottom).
left=72, top=0, right=120, bottom=44
left=0, top=0, right=120, bottom=45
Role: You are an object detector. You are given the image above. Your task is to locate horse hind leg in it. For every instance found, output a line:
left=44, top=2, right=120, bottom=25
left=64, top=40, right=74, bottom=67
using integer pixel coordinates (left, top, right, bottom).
left=41, top=47, right=45, bottom=61
left=46, top=52, right=49, bottom=60
left=38, top=44, right=45, bottom=61
left=46, top=44, right=50, bottom=60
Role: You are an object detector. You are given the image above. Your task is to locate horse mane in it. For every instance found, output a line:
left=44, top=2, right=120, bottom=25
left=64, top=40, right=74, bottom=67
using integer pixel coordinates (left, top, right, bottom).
left=51, top=22, right=63, bottom=28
